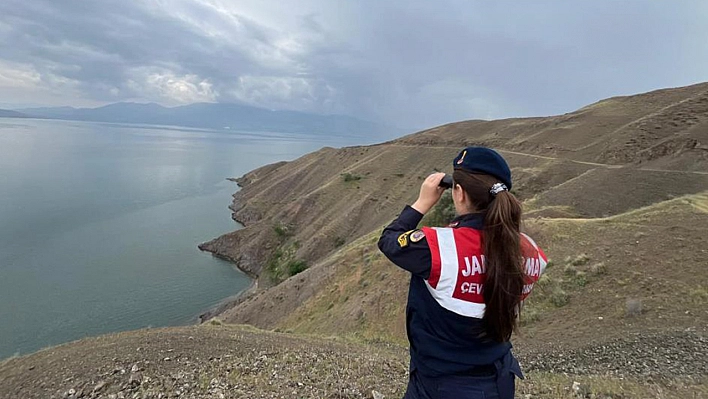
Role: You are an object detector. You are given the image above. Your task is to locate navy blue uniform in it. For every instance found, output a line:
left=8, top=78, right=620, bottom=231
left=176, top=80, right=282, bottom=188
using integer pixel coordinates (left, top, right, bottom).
left=378, top=205, right=522, bottom=399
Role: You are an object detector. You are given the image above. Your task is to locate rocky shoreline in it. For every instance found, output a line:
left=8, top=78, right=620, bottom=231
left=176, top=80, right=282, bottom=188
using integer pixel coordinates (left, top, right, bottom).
left=196, top=278, right=259, bottom=324
left=197, top=161, right=289, bottom=281
left=196, top=166, right=289, bottom=323
left=196, top=177, right=258, bottom=323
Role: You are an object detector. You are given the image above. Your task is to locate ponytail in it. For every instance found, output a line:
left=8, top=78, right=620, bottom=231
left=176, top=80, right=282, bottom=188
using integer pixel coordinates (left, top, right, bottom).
left=482, top=190, right=524, bottom=342
left=452, top=170, right=525, bottom=342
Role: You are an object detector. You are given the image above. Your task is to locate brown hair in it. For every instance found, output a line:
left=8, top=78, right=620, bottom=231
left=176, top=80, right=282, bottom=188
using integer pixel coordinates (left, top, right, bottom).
left=452, top=169, right=524, bottom=342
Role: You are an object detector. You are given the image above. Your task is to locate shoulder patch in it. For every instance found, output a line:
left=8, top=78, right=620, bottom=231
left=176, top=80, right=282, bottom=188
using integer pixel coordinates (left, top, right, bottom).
left=397, top=230, right=414, bottom=248
left=410, top=229, right=426, bottom=243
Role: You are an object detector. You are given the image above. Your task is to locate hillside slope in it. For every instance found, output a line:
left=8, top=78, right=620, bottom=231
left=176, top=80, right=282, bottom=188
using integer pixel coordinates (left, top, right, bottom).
left=195, top=84, right=708, bottom=398
left=2, top=324, right=705, bottom=398
left=199, top=83, right=708, bottom=313
left=214, top=192, right=708, bottom=350
left=2, top=83, right=708, bottom=399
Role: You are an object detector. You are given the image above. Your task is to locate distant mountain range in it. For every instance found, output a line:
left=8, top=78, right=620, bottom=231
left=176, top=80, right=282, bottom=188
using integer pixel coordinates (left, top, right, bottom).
left=1, top=102, right=397, bottom=136
left=0, top=109, right=29, bottom=118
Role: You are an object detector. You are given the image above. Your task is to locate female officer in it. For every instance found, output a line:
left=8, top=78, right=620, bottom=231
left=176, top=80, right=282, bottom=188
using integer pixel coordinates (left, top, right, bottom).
left=378, top=147, right=547, bottom=399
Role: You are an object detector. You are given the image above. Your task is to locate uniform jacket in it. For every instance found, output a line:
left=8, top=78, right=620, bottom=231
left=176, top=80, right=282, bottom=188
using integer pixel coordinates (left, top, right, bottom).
left=378, top=205, right=547, bottom=377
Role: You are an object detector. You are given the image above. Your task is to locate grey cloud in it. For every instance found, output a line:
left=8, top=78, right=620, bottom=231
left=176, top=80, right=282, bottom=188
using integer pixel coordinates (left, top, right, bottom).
left=0, top=0, right=302, bottom=104
left=1, top=0, right=708, bottom=129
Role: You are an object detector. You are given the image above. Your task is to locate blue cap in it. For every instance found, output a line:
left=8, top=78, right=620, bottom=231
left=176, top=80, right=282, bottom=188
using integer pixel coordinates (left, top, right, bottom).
left=453, top=147, right=512, bottom=189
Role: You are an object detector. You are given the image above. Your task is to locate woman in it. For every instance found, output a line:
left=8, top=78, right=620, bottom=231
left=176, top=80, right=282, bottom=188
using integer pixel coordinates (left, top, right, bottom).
left=378, top=147, right=547, bottom=399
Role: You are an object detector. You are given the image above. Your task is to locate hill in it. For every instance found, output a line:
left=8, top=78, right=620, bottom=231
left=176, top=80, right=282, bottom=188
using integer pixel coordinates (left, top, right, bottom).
left=0, top=109, right=29, bottom=118
left=194, top=82, right=707, bottom=395
left=16, top=102, right=397, bottom=137
left=2, top=83, right=707, bottom=398
left=199, top=82, right=708, bottom=297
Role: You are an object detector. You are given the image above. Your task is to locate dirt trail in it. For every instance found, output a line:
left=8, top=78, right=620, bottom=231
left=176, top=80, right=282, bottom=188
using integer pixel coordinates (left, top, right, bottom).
left=387, top=144, right=708, bottom=175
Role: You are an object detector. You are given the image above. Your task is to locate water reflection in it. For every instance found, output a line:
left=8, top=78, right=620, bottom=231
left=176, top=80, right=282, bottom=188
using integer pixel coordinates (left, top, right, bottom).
left=0, top=119, right=362, bottom=358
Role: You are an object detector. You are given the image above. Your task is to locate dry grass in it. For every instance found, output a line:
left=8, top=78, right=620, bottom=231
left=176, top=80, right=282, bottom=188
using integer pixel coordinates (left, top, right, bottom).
left=519, top=372, right=708, bottom=399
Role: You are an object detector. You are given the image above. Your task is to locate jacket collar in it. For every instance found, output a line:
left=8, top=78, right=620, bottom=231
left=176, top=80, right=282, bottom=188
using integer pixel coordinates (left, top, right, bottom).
left=448, top=212, right=485, bottom=229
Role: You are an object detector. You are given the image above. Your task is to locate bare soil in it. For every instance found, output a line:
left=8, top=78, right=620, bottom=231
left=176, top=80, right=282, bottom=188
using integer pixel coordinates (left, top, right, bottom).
left=1, top=325, right=705, bottom=398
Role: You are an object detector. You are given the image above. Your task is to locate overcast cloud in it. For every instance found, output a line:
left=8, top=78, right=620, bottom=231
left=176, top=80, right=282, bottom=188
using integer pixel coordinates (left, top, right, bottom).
left=1, top=0, right=707, bottom=129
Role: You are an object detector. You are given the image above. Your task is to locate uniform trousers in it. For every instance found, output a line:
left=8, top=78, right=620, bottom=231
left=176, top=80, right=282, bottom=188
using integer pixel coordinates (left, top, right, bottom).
left=402, top=351, right=521, bottom=399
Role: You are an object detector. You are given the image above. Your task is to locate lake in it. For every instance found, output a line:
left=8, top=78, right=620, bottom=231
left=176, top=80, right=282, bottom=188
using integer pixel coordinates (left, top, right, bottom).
left=0, top=118, right=371, bottom=359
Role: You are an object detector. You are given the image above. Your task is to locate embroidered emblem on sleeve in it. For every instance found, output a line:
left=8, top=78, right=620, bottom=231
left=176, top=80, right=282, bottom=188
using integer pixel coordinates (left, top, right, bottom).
left=410, top=229, right=426, bottom=243
left=397, top=230, right=414, bottom=248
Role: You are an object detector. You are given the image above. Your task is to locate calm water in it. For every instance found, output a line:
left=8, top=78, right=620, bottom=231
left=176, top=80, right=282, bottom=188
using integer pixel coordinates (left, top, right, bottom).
left=0, top=119, right=368, bottom=359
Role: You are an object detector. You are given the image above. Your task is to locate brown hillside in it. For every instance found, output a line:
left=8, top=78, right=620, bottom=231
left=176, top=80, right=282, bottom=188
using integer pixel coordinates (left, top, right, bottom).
left=200, top=82, right=708, bottom=290
left=394, top=82, right=708, bottom=165
left=194, top=83, right=708, bottom=396
left=216, top=192, right=708, bottom=351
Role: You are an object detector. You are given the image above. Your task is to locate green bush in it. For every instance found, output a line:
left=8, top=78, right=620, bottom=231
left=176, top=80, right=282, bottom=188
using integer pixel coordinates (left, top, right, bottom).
left=287, top=259, right=308, bottom=276
left=569, top=253, right=590, bottom=266
left=520, top=307, right=541, bottom=325
left=536, top=274, right=552, bottom=289
left=574, top=271, right=588, bottom=287
left=549, top=286, right=569, bottom=307
left=342, top=173, right=362, bottom=182
left=273, top=223, right=292, bottom=238
left=265, top=248, right=285, bottom=281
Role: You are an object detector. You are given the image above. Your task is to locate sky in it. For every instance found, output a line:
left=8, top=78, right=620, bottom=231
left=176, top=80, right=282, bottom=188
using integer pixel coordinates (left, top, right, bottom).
left=1, top=1, right=707, bottom=129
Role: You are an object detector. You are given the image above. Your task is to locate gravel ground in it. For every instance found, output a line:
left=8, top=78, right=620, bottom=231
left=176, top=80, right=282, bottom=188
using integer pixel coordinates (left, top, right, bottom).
left=518, top=329, right=708, bottom=379
left=1, top=325, right=705, bottom=399
left=0, top=324, right=408, bottom=399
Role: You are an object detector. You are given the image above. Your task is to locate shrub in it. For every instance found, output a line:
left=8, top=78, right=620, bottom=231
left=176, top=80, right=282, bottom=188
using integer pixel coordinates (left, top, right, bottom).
left=287, top=259, right=308, bottom=276
left=265, top=249, right=285, bottom=281
left=536, top=274, right=552, bottom=289
left=273, top=224, right=292, bottom=238
left=574, top=271, right=588, bottom=287
left=550, top=287, right=569, bottom=307
left=334, top=236, right=346, bottom=247
left=570, top=253, right=590, bottom=266
left=342, top=173, right=362, bottom=182
left=520, top=307, right=541, bottom=325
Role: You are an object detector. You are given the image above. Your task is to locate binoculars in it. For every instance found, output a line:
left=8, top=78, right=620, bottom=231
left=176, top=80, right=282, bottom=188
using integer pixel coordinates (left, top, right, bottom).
left=438, top=174, right=453, bottom=189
